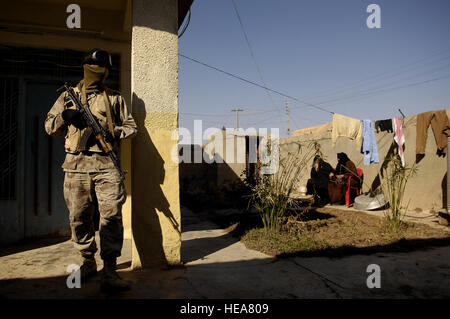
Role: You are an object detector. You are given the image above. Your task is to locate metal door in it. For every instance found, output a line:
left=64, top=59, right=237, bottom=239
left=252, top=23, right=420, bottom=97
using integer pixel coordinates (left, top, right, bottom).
left=0, top=78, right=22, bottom=243
left=24, top=81, right=69, bottom=238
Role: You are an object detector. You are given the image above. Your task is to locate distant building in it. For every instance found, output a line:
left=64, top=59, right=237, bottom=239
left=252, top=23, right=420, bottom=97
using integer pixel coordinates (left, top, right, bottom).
left=293, top=122, right=332, bottom=136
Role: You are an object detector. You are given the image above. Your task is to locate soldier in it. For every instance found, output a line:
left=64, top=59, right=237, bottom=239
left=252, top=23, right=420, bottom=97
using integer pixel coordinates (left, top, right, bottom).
left=45, top=49, right=137, bottom=292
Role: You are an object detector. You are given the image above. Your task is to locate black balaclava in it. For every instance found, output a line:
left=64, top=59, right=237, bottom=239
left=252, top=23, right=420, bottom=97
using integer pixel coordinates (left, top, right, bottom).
left=336, top=152, right=350, bottom=174
left=78, top=64, right=109, bottom=94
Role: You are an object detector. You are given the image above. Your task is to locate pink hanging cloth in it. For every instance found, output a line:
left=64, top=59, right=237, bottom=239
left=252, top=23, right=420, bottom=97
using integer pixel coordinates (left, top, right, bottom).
left=393, top=117, right=405, bottom=166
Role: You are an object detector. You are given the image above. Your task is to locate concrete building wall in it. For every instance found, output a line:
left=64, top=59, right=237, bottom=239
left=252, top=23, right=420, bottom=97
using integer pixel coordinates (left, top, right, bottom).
left=207, top=130, right=248, bottom=185
left=131, top=0, right=181, bottom=268
left=293, top=122, right=332, bottom=136
left=280, top=109, right=450, bottom=213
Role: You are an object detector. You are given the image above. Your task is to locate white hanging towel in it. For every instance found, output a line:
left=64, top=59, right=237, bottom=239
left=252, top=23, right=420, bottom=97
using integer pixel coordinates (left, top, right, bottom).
left=331, top=113, right=363, bottom=151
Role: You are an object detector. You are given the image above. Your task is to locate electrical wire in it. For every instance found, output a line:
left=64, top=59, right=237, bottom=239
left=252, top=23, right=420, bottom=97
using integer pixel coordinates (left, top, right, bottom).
left=309, top=73, right=450, bottom=110
left=246, top=116, right=280, bottom=127
left=179, top=108, right=280, bottom=117
left=300, top=47, right=450, bottom=102
left=230, top=0, right=282, bottom=118
left=178, top=8, right=191, bottom=38
left=311, top=62, right=450, bottom=107
left=179, top=53, right=334, bottom=115
left=180, top=112, right=234, bottom=117
left=179, top=51, right=450, bottom=120
left=229, top=0, right=306, bottom=132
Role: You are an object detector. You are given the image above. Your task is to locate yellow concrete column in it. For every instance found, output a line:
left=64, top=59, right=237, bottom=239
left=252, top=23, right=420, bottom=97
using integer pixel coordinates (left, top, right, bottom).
left=131, top=0, right=181, bottom=268
left=120, top=48, right=133, bottom=240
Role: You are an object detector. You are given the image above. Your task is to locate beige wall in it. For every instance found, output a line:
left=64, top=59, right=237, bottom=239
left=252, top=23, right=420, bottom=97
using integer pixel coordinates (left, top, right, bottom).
left=207, top=130, right=248, bottom=185
left=293, top=122, right=332, bottom=136
left=281, top=110, right=449, bottom=213
left=130, top=0, right=181, bottom=268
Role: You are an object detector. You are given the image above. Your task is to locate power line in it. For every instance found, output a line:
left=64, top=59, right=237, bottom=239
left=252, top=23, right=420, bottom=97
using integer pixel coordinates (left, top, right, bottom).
left=231, top=0, right=304, bottom=132
left=178, top=8, right=191, bottom=38
left=246, top=115, right=280, bottom=127
left=287, top=58, right=450, bottom=112
left=308, top=73, right=450, bottom=110
left=311, top=61, right=450, bottom=107
left=179, top=53, right=334, bottom=114
left=179, top=108, right=279, bottom=117
left=300, top=47, right=450, bottom=102
left=327, top=73, right=450, bottom=106
left=179, top=52, right=450, bottom=119
left=230, top=0, right=282, bottom=118
left=180, top=112, right=234, bottom=117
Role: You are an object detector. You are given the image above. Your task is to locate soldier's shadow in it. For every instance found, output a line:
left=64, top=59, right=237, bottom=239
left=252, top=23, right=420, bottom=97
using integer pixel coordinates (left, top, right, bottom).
left=130, top=93, right=180, bottom=268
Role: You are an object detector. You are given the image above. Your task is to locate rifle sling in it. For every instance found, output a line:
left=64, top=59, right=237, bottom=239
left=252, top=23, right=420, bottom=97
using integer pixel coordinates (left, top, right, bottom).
left=102, top=89, right=116, bottom=138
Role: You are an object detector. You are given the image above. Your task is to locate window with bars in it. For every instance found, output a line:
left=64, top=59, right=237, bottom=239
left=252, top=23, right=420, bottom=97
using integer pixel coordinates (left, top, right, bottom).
left=0, top=46, right=120, bottom=89
left=0, top=78, right=18, bottom=200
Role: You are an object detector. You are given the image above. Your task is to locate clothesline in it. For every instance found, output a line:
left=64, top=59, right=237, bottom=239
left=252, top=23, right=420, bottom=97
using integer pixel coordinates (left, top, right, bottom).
left=328, top=108, right=449, bottom=167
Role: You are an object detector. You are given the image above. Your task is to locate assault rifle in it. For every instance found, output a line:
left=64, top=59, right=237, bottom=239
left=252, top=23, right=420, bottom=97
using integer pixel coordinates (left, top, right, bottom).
left=56, top=82, right=125, bottom=180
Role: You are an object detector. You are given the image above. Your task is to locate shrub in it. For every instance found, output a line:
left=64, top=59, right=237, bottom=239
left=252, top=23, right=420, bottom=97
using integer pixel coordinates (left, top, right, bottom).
left=380, top=155, right=417, bottom=233
left=248, top=142, right=316, bottom=232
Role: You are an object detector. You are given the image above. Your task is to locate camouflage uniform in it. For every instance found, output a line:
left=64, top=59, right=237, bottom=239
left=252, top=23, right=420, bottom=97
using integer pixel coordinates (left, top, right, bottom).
left=45, top=86, right=137, bottom=261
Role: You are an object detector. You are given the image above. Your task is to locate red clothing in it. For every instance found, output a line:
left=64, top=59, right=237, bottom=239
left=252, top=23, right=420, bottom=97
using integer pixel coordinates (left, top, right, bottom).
left=328, top=160, right=360, bottom=204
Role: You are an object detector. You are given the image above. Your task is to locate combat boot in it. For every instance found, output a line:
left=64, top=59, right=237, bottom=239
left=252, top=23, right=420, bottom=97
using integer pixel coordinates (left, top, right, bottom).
left=80, top=256, right=97, bottom=279
left=100, top=258, right=131, bottom=293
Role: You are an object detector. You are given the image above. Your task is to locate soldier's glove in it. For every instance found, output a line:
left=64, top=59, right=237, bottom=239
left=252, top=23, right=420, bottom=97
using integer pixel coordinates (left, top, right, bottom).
left=62, top=109, right=86, bottom=129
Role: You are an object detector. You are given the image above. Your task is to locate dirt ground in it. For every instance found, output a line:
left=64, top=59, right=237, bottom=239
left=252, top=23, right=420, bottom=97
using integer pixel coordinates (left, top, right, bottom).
left=238, top=207, right=450, bottom=257
left=1, top=207, right=450, bottom=299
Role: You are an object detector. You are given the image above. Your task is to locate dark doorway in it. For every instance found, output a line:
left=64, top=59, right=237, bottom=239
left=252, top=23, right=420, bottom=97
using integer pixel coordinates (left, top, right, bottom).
left=24, top=81, right=68, bottom=238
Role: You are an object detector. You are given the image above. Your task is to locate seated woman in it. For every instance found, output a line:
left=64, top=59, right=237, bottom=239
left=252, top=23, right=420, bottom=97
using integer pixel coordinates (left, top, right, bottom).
left=307, top=155, right=335, bottom=205
left=328, top=152, right=361, bottom=205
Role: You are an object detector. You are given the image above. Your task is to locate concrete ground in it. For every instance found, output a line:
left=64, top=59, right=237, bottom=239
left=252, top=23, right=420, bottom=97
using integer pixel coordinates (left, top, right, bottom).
left=0, top=206, right=449, bottom=299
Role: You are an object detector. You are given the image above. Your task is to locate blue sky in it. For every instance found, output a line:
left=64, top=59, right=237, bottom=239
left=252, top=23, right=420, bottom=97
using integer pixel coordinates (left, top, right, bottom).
left=178, top=0, right=450, bottom=138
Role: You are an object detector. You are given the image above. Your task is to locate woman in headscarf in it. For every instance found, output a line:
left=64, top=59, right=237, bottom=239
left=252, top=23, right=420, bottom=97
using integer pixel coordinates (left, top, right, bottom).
left=328, top=152, right=361, bottom=205
left=307, top=155, right=335, bottom=205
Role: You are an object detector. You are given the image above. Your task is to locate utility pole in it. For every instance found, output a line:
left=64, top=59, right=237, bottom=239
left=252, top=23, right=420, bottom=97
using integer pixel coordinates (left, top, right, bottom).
left=286, top=99, right=290, bottom=137
left=231, top=108, right=243, bottom=129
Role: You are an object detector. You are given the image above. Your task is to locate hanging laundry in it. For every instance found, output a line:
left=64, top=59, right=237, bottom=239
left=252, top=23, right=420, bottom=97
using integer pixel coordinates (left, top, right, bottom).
left=416, top=110, right=449, bottom=157
left=331, top=113, right=363, bottom=151
left=361, top=119, right=379, bottom=165
left=393, top=117, right=405, bottom=166
left=374, top=119, right=393, bottom=133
